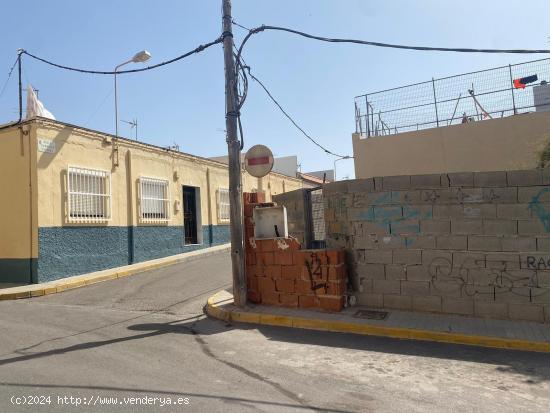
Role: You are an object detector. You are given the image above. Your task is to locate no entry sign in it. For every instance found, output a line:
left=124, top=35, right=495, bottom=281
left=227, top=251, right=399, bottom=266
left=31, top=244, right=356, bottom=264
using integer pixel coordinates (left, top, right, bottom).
left=244, top=145, right=274, bottom=178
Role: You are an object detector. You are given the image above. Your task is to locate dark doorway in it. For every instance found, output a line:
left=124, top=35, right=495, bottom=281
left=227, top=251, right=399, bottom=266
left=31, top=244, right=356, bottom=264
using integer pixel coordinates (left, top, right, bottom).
left=183, top=186, right=198, bottom=244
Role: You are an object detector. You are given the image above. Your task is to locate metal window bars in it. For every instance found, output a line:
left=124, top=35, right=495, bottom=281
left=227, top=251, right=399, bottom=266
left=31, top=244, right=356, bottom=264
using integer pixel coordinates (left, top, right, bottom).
left=67, top=166, right=111, bottom=223
left=139, top=177, right=170, bottom=223
left=355, top=58, right=550, bottom=137
left=217, top=188, right=230, bottom=222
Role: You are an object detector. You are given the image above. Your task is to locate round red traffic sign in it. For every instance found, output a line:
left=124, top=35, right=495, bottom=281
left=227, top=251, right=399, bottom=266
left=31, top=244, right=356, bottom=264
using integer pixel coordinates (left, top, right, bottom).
left=244, top=144, right=274, bottom=178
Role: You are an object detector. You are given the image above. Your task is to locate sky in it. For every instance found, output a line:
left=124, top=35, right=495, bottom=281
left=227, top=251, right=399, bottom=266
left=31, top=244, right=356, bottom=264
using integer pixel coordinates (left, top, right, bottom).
left=1, top=0, right=549, bottom=180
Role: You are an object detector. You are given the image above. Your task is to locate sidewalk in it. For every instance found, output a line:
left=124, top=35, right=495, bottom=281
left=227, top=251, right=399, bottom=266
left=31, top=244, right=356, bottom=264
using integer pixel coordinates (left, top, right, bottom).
left=0, top=244, right=230, bottom=300
left=206, top=290, right=550, bottom=353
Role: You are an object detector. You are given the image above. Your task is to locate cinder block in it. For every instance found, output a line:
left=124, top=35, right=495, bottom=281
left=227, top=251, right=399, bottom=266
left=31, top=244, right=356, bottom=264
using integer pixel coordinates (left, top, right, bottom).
left=391, top=190, right=422, bottom=204
left=453, top=251, right=485, bottom=268
left=451, top=219, right=483, bottom=235
left=436, top=235, right=467, bottom=250
left=377, top=235, right=406, bottom=250
left=354, top=234, right=379, bottom=250
left=356, top=293, right=384, bottom=308
left=404, top=235, right=436, bottom=249
left=497, top=203, right=532, bottom=219
left=419, top=189, right=452, bottom=204
left=401, top=280, right=430, bottom=296
left=463, top=204, right=497, bottom=218
left=323, top=180, right=349, bottom=195
left=431, top=281, right=462, bottom=298
left=348, top=207, right=374, bottom=222
left=412, top=295, right=442, bottom=312
left=537, top=238, right=550, bottom=251
left=518, top=186, right=550, bottom=203
left=373, top=206, right=402, bottom=221
left=518, top=219, right=549, bottom=236
left=507, top=169, right=543, bottom=187
left=452, top=188, right=483, bottom=204
left=383, top=294, right=412, bottom=310
left=372, top=279, right=401, bottom=294
left=385, top=264, right=407, bottom=280
left=364, top=250, right=393, bottom=264
left=502, top=236, right=537, bottom=252
left=544, top=306, right=550, bottom=323
left=446, top=172, right=474, bottom=187
left=474, top=301, right=508, bottom=319
left=410, top=174, right=442, bottom=188
left=393, top=249, right=422, bottom=265
left=382, top=175, right=411, bottom=190
left=508, top=303, right=544, bottom=322
left=520, top=254, right=550, bottom=270
left=403, top=205, right=433, bottom=219
left=422, top=250, right=453, bottom=266
left=442, top=298, right=474, bottom=315
left=363, top=222, right=391, bottom=235
left=356, top=263, right=385, bottom=280
left=421, top=220, right=450, bottom=234
left=474, top=171, right=507, bottom=187
left=482, top=187, right=517, bottom=204
left=468, top=236, right=502, bottom=251
left=485, top=253, right=520, bottom=269
left=433, top=205, right=464, bottom=219
left=347, top=178, right=375, bottom=193
left=390, top=220, right=420, bottom=235
left=483, top=219, right=518, bottom=236
left=406, top=265, right=433, bottom=281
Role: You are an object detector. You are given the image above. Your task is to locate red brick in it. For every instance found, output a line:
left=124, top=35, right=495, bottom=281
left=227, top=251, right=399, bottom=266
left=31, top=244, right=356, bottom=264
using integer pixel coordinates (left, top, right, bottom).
left=256, top=239, right=278, bottom=252
left=281, top=265, right=302, bottom=280
left=246, top=265, right=257, bottom=277
left=326, top=249, right=346, bottom=265
left=327, top=264, right=347, bottom=281
left=257, top=252, right=274, bottom=266
left=244, top=204, right=254, bottom=218
left=275, top=279, right=295, bottom=293
left=266, top=265, right=282, bottom=279
left=256, top=192, right=266, bottom=203
left=295, top=279, right=313, bottom=295
left=325, top=281, right=346, bottom=295
left=247, top=275, right=258, bottom=291
left=247, top=290, right=261, bottom=303
left=262, top=290, right=280, bottom=305
left=258, top=277, right=276, bottom=294
left=276, top=251, right=294, bottom=266
left=243, top=193, right=252, bottom=205
left=286, top=237, right=302, bottom=250
left=246, top=253, right=256, bottom=266
left=298, top=295, right=320, bottom=308
left=319, top=296, right=345, bottom=312
left=292, top=251, right=308, bottom=266
left=280, top=294, right=299, bottom=307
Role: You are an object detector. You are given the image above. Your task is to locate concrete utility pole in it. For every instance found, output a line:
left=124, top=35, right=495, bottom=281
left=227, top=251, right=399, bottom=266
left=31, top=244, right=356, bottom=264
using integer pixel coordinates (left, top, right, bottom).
left=222, top=0, right=246, bottom=307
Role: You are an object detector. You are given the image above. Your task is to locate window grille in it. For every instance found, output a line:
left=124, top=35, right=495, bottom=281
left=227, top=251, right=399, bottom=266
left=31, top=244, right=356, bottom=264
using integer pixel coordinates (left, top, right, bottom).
left=67, top=166, right=111, bottom=222
left=217, top=188, right=230, bottom=222
left=139, top=177, right=170, bottom=222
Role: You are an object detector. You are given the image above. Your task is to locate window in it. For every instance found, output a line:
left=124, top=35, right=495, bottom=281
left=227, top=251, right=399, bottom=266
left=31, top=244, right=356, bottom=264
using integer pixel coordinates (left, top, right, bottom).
left=217, top=188, right=230, bottom=222
left=139, top=177, right=170, bottom=222
left=67, top=166, right=111, bottom=222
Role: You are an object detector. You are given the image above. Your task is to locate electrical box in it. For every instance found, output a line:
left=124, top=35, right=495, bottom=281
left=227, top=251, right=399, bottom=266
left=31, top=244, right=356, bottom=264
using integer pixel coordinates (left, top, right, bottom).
left=534, top=83, right=550, bottom=112
left=253, top=205, right=288, bottom=239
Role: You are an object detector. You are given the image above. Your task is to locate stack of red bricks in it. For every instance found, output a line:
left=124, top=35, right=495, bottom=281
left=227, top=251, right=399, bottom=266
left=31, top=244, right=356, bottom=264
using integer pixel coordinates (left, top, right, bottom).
left=243, top=192, right=348, bottom=312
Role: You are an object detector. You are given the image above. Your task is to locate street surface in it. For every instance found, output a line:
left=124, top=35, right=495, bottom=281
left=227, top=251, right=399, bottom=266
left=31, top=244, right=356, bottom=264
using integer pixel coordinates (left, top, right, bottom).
left=0, top=251, right=549, bottom=412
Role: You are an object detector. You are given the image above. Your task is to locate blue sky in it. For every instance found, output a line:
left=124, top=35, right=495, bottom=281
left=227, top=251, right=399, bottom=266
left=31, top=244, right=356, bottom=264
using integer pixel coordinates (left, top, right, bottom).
left=1, top=0, right=549, bottom=180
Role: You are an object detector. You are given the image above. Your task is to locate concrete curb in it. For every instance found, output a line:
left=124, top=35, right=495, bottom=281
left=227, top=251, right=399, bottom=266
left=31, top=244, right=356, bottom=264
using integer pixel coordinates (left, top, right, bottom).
left=0, top=244, right=231, bottom=300
left=206, top=290, right=550, bottom=354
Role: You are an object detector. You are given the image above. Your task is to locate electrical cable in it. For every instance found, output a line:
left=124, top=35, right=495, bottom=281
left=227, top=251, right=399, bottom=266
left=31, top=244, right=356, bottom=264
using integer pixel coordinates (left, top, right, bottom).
left=21, top=37, right=224, bottom=75
left=242, top=63, right=352, bottom=158
left=235, top=23, right=550, bottom=68
left=0, top=57, right=19, bottom=99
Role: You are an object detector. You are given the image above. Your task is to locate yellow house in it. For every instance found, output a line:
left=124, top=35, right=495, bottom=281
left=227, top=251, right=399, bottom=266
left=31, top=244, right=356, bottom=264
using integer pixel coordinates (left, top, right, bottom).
left=0, top=117, right=302, bottom=284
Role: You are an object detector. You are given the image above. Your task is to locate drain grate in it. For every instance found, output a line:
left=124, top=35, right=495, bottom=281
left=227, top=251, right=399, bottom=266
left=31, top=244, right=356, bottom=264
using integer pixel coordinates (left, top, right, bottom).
left=353, top=310, right=388, bottom=320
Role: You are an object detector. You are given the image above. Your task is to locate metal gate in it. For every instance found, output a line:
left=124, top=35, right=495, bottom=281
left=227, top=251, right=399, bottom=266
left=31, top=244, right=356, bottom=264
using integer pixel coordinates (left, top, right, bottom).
left=305, top=187, right=326, bottom=249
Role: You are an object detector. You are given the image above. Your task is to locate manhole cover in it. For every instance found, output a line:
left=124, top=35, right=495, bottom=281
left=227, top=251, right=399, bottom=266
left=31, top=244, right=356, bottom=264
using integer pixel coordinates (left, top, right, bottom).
left=353, top=310, right=388, bottom=320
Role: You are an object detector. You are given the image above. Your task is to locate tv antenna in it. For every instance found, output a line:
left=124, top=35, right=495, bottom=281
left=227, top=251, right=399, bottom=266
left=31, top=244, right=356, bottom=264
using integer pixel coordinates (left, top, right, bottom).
left=120, top=118, right=138, bottom=140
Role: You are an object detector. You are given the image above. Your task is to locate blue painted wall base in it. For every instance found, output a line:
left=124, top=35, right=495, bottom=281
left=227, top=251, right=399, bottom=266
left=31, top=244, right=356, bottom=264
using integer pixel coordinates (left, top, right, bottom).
left=37, top=225, right=230, bottom=283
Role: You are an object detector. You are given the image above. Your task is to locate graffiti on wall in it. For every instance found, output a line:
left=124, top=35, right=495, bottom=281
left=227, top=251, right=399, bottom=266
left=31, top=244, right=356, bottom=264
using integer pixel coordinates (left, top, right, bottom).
left=529, top=187, right=550, bottom=233
left=428, top=256, right=549, bottom=302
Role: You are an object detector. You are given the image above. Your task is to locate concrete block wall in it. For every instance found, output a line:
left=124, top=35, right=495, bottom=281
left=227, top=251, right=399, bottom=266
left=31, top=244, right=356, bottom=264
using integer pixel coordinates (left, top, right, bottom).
left=323, top=169, right=550, bottom=323
left=272, top=190, right=308, bottom=245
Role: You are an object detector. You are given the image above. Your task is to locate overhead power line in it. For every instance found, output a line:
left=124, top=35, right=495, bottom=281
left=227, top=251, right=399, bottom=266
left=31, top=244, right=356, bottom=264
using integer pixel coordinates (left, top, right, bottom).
left=235, top=23, right=550, bottom=64
left=0, top=57, right=19, bottom=99
left=21, top=37, right=224, bottom=75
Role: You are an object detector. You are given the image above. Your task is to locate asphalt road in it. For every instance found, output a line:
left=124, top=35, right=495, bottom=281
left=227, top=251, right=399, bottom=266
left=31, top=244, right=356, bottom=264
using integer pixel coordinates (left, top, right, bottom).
left=0, top=250, right=549, bottom=412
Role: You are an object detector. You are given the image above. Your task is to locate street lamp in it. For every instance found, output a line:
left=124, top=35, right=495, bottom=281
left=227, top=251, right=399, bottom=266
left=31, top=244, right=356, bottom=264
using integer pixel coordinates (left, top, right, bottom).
left=114, top=50, right=151, bottom=138
left=334, top=156, right=351, bottom=181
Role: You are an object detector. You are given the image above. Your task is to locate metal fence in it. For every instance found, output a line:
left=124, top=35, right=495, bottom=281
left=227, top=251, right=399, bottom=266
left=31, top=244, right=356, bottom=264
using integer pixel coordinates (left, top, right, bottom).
left=355, top=58, right=550, bottom=137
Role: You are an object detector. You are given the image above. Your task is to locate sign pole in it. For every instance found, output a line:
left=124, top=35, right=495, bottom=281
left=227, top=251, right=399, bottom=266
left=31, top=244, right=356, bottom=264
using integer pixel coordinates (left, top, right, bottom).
left=222, top=0, right=246, bottom=307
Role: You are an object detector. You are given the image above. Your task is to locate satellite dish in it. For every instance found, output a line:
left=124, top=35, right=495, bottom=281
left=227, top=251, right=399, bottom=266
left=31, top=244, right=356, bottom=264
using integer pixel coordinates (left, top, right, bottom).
left=244, top=144, right=274, bottom=178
